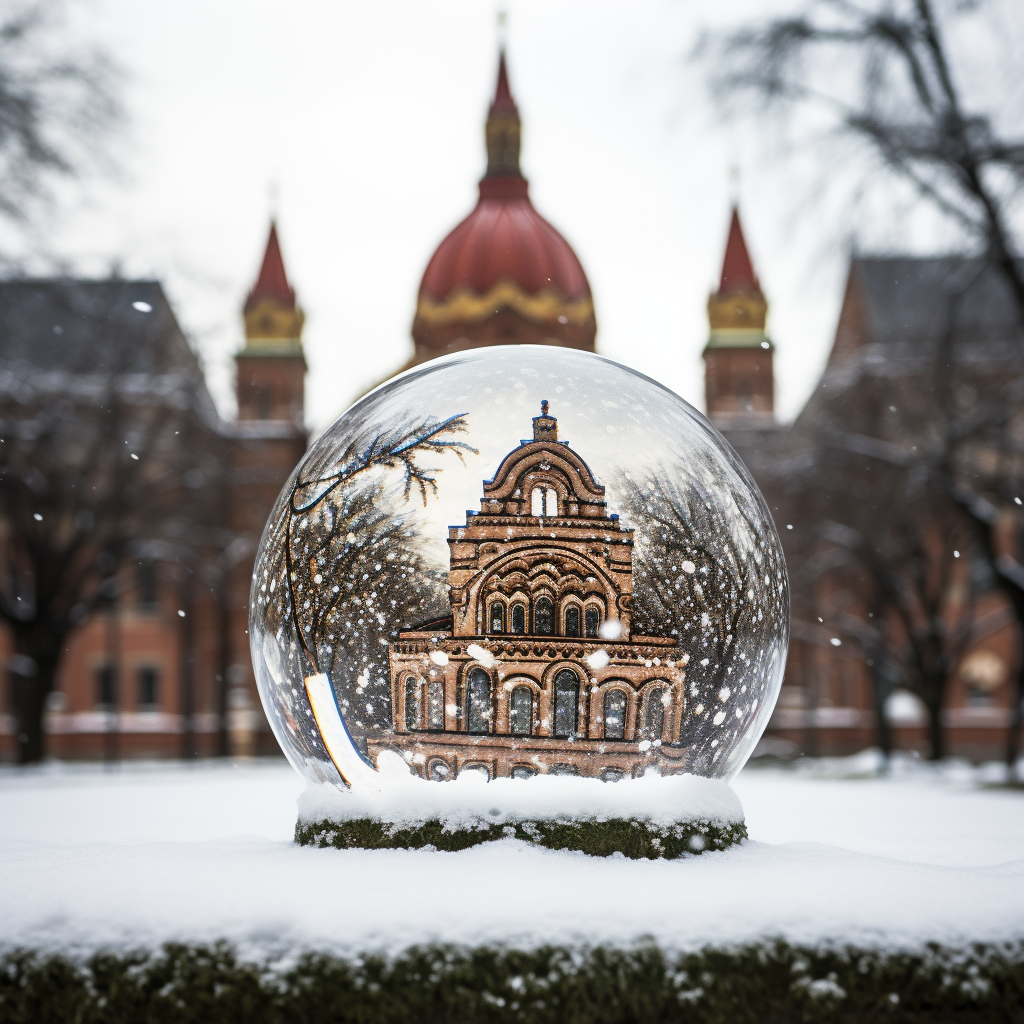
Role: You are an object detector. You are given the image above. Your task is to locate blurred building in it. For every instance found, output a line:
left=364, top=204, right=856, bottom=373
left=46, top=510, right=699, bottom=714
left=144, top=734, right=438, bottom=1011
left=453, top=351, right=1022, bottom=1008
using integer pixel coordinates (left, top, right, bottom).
left=0, top=225, right=306, bottom=759
left=710, top=236, right=1022, bottom=760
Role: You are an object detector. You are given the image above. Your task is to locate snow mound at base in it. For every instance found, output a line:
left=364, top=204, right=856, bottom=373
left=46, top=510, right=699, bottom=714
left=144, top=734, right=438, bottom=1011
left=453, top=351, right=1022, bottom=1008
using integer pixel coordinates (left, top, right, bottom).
left=297, top=771, right=743, bottom=832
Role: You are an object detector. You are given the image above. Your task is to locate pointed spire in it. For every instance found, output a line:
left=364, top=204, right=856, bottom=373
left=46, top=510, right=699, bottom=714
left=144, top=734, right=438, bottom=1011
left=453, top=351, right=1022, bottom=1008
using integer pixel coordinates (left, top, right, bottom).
left=718, top=206, right=760, bottom=295
left=247, top=221, right=295, bottom=309
left=485, top=49, right=522, bottom=178
left=491, top=51, right=518, bottom=116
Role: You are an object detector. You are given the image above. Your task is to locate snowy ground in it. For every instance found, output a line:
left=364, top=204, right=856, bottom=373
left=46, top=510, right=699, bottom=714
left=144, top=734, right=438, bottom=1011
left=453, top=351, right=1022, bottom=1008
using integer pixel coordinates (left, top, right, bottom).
left=1, top=752, right=1022, bottom=956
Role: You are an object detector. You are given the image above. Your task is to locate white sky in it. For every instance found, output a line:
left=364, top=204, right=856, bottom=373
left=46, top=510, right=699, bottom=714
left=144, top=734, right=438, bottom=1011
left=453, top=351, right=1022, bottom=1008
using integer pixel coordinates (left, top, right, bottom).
left=25, top=0, right=1002, bottom=434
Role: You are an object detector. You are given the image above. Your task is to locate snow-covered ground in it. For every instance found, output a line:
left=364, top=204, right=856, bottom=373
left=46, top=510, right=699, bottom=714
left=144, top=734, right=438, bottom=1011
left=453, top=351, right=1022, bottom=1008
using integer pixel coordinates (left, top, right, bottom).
left=1, top=752, right=1022, bottom=955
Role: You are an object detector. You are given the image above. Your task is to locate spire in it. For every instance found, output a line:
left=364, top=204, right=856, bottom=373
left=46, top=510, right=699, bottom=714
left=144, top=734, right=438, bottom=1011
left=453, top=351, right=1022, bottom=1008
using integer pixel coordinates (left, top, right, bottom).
left=247, top=221, right=295, bottom=309
left=718, top=206, right=760, bottom=295
left=241, top=219, right=305, bottom=352
left=532, top=400, right=558, bottom=441
left=485, top=50, right=522, bottom=178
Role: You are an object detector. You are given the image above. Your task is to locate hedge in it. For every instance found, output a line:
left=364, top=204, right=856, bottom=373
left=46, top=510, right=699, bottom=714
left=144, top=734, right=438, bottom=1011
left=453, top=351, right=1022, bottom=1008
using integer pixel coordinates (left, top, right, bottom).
left=2, top=940, right=1023, bottom=1023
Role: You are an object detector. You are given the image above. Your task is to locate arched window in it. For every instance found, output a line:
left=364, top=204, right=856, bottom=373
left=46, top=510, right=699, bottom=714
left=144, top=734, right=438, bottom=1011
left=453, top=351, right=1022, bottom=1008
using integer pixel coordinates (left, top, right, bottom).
left=603, top=689, right=627, bottom=740
left=564, top=605, right=581, bottom=638
left=489, top=602, right=505, bottom=634
left=466, top=669, right=491, bottom=734
left=535, top=597, right=554, bottom=636
left=642, top=688, right=666, bottom=741
left=403, top=675, right=420, bottom=731
left=511, top=765, right=537, bottom=780
left=427, top=679, right=445, bottom=730
left=531, top=486, right=558, bottom=517
left=553, top=669, right=579, bottom=738
left=510, top=685, right=533, bottom=736
left=428, top=759, right=451, bottom=781
left=511, top=603, right=526, bottom=634
left=600, top=767, right=625, bottom=782
left=585, top=607, right=600, bottom=638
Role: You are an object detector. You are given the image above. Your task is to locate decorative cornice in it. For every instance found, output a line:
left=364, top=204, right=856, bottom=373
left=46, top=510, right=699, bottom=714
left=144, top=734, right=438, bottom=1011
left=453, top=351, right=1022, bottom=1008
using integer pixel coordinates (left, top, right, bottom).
left=415, top=277, right=595, bottom=327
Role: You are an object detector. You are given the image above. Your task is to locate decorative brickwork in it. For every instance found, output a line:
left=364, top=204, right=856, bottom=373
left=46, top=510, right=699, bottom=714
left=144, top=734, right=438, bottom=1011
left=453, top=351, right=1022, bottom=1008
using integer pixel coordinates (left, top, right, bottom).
left=368, top=404, right=689, bottom=779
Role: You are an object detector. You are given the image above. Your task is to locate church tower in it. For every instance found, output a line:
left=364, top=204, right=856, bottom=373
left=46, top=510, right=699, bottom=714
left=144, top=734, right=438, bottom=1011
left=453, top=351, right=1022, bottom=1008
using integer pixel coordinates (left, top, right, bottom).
left=409, top=52, right=597, bottom=366
left=235, top=221, right=306, bottom=425
left=702, top=207, right=774, bottom=426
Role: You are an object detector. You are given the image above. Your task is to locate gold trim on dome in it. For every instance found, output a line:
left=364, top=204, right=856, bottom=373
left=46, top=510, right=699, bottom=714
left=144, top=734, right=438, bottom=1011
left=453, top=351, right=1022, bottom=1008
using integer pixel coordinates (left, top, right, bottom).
left=416, top=277, right=595, bottom=327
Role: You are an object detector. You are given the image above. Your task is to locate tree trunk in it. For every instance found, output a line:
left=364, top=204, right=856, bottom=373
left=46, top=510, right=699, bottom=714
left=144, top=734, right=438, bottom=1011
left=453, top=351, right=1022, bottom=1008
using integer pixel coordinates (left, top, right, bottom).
left=1007, top=662, right=1024, bottom=781
left=925, top=695, right=945, bottom=761
left=216, top=584, right=230, bottom=758
left=8, top=623, right=61, bottom=765
left=868, top=657, right=893, bottom=764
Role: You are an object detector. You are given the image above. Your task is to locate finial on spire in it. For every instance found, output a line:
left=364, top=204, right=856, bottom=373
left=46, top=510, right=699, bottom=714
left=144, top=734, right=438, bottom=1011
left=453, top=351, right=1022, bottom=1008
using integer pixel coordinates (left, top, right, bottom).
left=497, top=8, right=508, bottom=49
left=533, top=400, right=557, bottom=441
left=485, top=48, right=521, bottom=178
left=728, top=164, right=740, bottom=205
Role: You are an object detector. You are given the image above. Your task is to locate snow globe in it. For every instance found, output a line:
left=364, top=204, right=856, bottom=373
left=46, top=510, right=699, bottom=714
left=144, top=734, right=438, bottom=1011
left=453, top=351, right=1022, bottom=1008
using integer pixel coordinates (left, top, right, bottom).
left=250, top=346, right=788, bottom=857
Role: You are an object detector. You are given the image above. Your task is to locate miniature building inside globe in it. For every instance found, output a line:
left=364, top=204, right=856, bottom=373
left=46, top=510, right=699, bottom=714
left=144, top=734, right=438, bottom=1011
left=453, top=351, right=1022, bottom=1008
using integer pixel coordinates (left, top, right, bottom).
left=367, top=403, right=689, bottom=781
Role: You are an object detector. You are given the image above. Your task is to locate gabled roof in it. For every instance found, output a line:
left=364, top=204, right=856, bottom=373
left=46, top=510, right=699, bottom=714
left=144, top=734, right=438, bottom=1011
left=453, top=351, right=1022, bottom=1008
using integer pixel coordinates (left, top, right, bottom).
left=0, top=278, right=221, bottom=425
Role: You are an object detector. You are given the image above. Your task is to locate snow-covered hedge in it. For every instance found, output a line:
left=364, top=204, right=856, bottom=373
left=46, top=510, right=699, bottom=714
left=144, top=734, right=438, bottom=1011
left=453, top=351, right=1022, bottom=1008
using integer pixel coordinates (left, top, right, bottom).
left=3, top=940, right=1022, bottom=1023
left=295, top=772, right=746, bottom=857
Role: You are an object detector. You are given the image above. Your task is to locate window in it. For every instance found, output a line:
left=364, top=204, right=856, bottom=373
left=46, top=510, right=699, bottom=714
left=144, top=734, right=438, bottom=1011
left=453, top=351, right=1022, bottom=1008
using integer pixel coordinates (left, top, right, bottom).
left=428, top=759, right=451, bottom=781
left=511, top=765, right=537, bottom=779
left=95, top=664, right=116, bottom=708
left=510, top=685, right=533, bottom=736
left=535, top=597, right=554, bottom=636
left=489, top=602, right=505, bottom=634
left=549, top=763, right=580, bottom=776
left=553, top=669, right=579, bottom=738
left=138, top=666, right=160, bottom=708
left=137, top=561, right=158, bottom=611
left=466, top=669, right=491, bottom=734
left=404, top=675, right=420, bottom=730
left=600, top=768, right=625, bottom=782
left=642, top=688, right=666, bottom=741
left=585, top=607, right=600, bottom=638
left=603, top=689, right=627, bottom=740
left=427, top=679, right=445, bottom=730
left=531, top=486, right=558, bottom=517
left=460, top=764, right=490, bottom=779
left=564, top=606, right=580, bottom=638
left=511, top=604, right=526, bottom=634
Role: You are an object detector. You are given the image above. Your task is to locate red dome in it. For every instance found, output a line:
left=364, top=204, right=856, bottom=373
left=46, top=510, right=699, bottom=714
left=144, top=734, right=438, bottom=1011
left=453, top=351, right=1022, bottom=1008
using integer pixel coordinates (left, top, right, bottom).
left=419, top=177, right=592, bottom=305
left=410, top=52, right=596, bottom=363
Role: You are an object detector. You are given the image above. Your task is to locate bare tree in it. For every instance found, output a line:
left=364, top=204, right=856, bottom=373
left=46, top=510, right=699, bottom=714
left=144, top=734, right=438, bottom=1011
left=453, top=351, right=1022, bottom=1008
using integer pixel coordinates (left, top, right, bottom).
left=702, top=0, right=1024, bottom=310
left=251, top=412, right=475, bottom=759
left=0, top=0, right=121, bottom=253
left=0, top=284, right=222, bottom=763
left=619, top=470, right=788, bottom=774
left=702, top=1, right=1024, bottom=764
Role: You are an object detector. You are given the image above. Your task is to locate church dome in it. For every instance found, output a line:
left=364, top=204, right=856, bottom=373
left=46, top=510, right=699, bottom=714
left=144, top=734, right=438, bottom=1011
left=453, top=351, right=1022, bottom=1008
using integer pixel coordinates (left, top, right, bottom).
left=411, top=54, right=597, bottom=362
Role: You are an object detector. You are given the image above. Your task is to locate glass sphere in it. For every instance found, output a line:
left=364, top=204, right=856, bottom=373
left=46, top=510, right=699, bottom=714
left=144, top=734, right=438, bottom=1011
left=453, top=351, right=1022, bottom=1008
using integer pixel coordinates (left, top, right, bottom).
left=250, top=346, right=788, bottom=791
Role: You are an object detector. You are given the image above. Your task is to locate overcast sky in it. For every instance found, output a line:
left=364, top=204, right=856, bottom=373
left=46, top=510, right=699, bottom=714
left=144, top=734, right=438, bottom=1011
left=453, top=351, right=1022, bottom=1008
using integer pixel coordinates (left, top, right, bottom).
left=25, top=0, right=1005, bottom=433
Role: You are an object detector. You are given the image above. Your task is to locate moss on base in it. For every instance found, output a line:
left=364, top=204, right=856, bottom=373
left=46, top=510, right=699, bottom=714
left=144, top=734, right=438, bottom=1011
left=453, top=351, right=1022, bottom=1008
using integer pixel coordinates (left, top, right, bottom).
left=294, top=816, right=747, bottom=858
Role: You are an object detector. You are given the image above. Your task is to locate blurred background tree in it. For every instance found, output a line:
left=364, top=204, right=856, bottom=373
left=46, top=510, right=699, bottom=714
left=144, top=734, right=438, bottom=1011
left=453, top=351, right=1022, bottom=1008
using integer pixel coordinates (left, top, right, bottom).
left=0, top=0, right=121, bottom=262
left=701, top=0, right=1024, bottom=764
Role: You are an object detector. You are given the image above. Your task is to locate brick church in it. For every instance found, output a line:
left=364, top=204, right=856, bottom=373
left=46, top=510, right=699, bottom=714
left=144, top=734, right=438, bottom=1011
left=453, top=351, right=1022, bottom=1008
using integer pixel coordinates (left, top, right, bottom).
left=368, top=402, right=687, bottom=781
